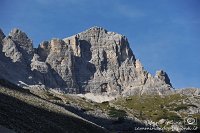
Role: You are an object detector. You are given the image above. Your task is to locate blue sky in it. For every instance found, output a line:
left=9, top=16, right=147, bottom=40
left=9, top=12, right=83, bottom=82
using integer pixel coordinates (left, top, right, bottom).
left=1, top=0, right=200, bottom=88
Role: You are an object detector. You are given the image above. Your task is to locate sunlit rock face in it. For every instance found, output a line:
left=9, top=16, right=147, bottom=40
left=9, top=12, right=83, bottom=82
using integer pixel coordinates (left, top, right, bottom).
left=0, top=27, right=173, bottom=95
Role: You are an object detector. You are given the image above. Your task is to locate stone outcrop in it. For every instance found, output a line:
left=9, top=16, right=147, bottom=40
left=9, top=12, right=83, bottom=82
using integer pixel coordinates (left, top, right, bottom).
left=155, top=70, right=172, bottom=86
left=2, top=37, right=22, bottom=62
left=0, top=27, right=173, bottom=95
left=0, top=29, right=5, bottom=55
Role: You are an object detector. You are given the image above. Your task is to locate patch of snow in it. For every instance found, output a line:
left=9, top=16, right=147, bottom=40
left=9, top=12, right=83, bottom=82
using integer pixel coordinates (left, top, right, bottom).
left=77, top=93, right=116, bottom=103
left=49, top=88, right=64, bottom=94
left=18, top=81, right=28, bottom=86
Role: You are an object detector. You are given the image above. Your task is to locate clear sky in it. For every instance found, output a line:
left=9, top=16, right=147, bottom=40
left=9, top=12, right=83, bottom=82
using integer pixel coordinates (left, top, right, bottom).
left=1, top=0, right=200, bottom=88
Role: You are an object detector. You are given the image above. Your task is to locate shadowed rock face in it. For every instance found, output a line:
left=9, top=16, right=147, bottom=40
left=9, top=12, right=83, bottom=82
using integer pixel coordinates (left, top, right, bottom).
left=0, top=29, right=5, bottom=41
left=0, top=27, right=173, bottom=95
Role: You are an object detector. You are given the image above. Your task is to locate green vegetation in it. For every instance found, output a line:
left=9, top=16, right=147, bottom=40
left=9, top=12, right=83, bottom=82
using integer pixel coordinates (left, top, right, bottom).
left=61, top=94, right=95, bottom=111
left=113, top=94, right=186, bottom=122
left=97, top=101, right=110, bottom=110
left=108, top=107, right=127, bottom=118
left=174, top=104, right=188, bottom=111
left=156, top=111, right=182, bottom=122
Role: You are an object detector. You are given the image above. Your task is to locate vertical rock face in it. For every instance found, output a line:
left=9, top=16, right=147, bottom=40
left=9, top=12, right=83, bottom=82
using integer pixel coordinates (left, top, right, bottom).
left=62, top=27, right=172, bottom=95
left=64, top=27, right=136, bottom=94
left=0, top=27, right=173, bottom=95
left=2, top=37, right=22, bottom=62
left=9, top=28, right=33, bottom=55
left=31, top=54, right=48, bottom=73
left=0, top=29, right=31, bottom=84
left=0, top=29, right=5, bottom=80
left=45, top=39, right=77, bottom=91
left=0, top=29, right=5, bottom=41
left=0, top=29, right=5, bottom=58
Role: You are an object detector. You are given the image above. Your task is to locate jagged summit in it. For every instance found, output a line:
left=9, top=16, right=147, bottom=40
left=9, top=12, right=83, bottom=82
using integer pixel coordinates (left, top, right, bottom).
left=155, top=70, right=172, bottom=87
left=0, top=27, right=173, bottom=96
left=9, top=28, right=22, bottom=35
left=86, top=26, right=107, bottom=31
left=8, top=28, right=34, bottom=55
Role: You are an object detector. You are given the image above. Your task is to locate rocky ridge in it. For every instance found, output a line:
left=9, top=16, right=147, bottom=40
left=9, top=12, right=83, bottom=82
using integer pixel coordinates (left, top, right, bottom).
left=0, top=27, right=173, bottom=96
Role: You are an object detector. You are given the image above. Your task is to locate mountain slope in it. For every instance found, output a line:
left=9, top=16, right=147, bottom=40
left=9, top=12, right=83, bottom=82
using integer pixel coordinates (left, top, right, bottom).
left=0, top=79, right=107, bottom=133
left=1, top=79, right=199, bottom=132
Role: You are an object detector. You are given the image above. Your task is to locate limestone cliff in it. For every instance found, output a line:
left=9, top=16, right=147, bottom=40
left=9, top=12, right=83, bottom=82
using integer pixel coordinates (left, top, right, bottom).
left=0, top=27, right=173, bottom=95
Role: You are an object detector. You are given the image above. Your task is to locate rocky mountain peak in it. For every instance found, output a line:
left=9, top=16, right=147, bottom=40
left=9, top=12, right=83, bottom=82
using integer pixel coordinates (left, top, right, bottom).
left=50, top=38, right=67, bottom=53
left=9, top=28, right=33, bottom=55
left=84, top=26, right=108, bottom=34
left=135, top=59, right=143, bottom=69
left=9, top=28, right=22, bottom=35
left=155, top=70, right=172, bottom=86
left=0, top=27, right=173, bottom=96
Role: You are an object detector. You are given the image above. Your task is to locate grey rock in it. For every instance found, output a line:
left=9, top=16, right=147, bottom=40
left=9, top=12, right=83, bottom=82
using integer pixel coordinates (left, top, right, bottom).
left=2, top=37, right=22, bottom=62
left=155, top=70, right=172, bottom=86
left=0, top=26, right=174, bottom=96
left=0, top=28, right=5, bottom=57
left=44, top=38, right=78, bottom=92
left=158, top=119, right=166, bottom=125
left=0, top=29, right=51, bottom=88
left=175, top=88, right=200, bottom=96
left=37, top=41, right=50, bottom=61
left=0, top=28, right=5, bottom=41
left=0, top=29, right=28, bottom=83
left=64, top=27, right=173, bottom=95
left=31, top=54, right=48, bottom=73
left=9, top=28, right=33, bottom=55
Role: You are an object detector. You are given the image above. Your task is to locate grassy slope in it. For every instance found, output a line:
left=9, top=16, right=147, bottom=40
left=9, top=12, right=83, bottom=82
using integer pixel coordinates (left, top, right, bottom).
left=112, top=94, right=200, bottom=129
left=34, top=89, right=200, bottom=131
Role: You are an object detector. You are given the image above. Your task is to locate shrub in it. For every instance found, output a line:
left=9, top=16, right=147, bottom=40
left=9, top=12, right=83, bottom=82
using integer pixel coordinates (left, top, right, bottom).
left=174, top=105, right=188, bottom=111
left=108, top=107, right=127, bottom=118
left=168, top=115, right=182, bottom=122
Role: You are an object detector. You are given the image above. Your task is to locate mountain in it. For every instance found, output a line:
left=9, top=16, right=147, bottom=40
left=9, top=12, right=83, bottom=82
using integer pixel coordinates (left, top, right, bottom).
left=0, top=27, right=172, bottom=96
left=0, top=27, right=199, bottom=133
